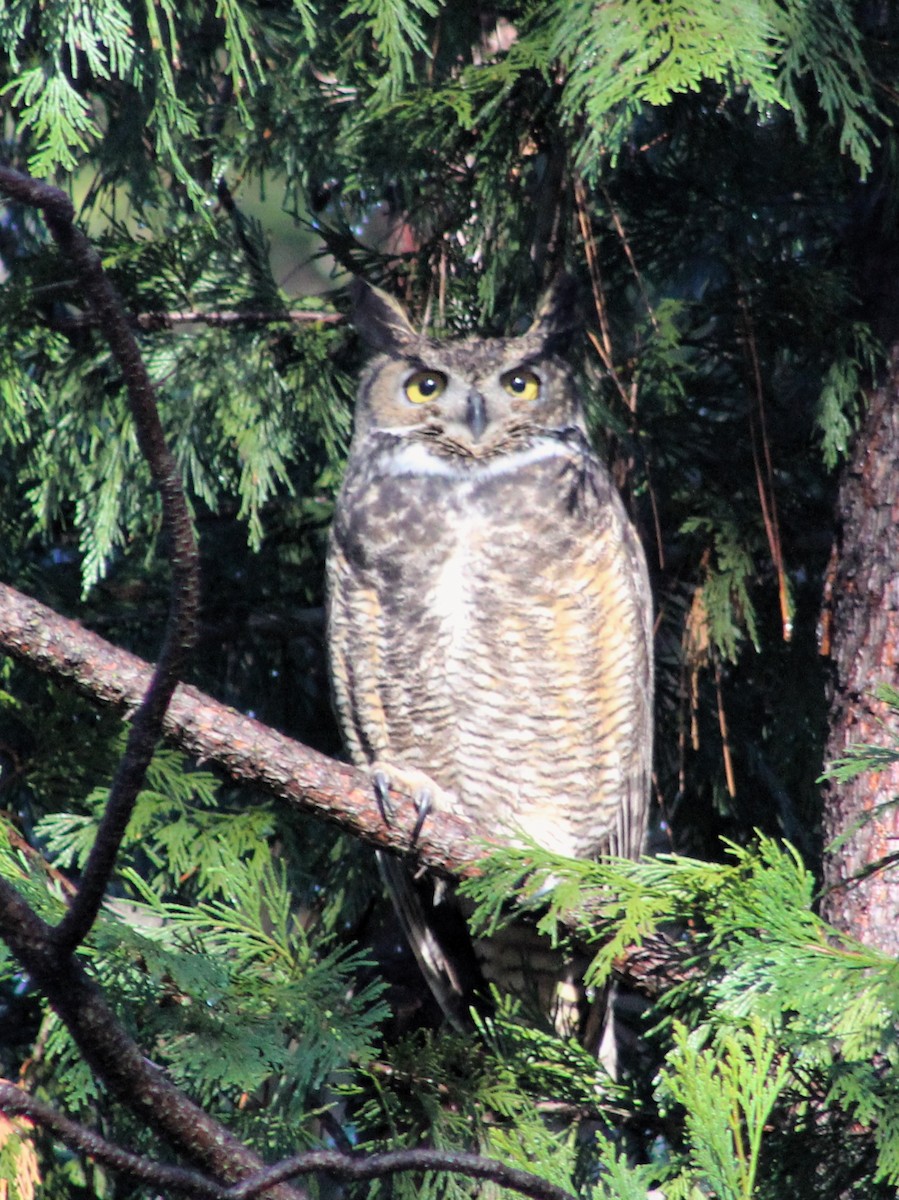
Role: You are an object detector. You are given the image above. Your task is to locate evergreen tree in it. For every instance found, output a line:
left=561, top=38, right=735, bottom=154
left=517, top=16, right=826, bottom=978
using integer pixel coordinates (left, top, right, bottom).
left=1, top=2, right=899, bottom=1197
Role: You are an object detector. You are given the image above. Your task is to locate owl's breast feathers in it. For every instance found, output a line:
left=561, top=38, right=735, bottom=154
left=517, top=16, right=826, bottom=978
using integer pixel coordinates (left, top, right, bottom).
left=327, top=428, right=653, bottom=864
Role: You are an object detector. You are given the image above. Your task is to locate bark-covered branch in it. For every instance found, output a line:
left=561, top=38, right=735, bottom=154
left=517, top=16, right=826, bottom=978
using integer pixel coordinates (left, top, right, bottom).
left=0, top=873, right=303, bottom=1200
left=225, top=1148, right=578, bottom=1200
left=0, top=1083, right=576, bottom=1200
left=0, top=579, right=684, bottom=997
left=49, top=308, right=344, bottom=333
left=0, top=580, right=479, bottom=875
left=0, top=1083, right=222, bottom=1197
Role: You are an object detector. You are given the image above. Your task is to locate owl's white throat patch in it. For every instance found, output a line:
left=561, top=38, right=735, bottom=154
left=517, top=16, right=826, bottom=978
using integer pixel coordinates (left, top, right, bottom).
left=380, top=438, right=572, bottom=480
left=430, top=514, right=479, bottom=656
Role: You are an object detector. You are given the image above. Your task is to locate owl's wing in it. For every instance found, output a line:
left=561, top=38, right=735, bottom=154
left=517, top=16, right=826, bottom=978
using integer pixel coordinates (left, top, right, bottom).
left=602, top=503, right=654, bottom=863
left=490, top=442, right=654, bottom=866
left=325, top=527, right=391, bottom=766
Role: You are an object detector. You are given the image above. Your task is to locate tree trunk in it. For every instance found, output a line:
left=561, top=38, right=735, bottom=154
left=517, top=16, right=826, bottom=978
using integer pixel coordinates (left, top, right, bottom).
left=821, top=350, right=899, bottom=953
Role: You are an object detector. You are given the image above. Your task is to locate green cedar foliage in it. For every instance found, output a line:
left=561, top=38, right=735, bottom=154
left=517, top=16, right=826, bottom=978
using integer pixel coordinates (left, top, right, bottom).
left=464, top=832, right=899, bottom=1196
left=2, top=2, right=899, bottom=1198
left=0, top=706, right=389, bottom=1165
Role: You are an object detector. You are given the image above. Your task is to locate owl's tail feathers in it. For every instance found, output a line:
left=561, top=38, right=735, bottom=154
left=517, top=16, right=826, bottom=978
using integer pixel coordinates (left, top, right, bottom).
left=377, top=853, right=647, bottom=1080
left=473, top=931, right=617, bottom=1077
left=583, top=978, right=653, bottom=1083
left=472, top=923, right=584, bottom=1038
left=376, top=850, right=487, bottom=1031
left=586, top=980, right=621, bottom=1080
left=376, top=851, right=590, bottom=1045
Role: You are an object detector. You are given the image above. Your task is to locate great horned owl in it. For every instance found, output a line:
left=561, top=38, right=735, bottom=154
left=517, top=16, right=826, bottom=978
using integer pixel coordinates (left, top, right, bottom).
left=326, top=278, right=653, bottom=1037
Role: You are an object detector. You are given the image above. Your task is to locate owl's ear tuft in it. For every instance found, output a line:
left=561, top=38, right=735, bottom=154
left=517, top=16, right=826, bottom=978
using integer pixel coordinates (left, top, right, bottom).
left=350, top=279, right=418, bottom=353
left=527, top=273, right=581, bottom=353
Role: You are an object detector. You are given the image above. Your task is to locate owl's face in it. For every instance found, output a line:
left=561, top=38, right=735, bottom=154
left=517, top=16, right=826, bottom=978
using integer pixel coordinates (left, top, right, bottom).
left=350, top=281, right=585, bottom=460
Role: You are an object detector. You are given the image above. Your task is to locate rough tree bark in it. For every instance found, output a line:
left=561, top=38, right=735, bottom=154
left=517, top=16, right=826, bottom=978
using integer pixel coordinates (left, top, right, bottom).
left=0, top=581, right=477, bottom=876
left=821, top=350, right=899, bottom=954
left=0, top=581, right=683, bottom=993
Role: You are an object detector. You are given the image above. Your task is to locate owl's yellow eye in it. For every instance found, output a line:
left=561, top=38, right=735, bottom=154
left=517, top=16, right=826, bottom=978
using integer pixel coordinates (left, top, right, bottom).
left=404, top=370, right=448, bottom=404
left=501, top=368, right=541, bottom=401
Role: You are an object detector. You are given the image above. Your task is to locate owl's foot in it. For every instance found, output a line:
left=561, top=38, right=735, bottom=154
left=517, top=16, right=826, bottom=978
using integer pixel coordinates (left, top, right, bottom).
left=371, top=761, right=458, bottom=842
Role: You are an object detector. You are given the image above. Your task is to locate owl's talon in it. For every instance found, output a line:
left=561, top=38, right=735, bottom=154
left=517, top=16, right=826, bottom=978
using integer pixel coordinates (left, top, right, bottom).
left=411, top=791, right=432, bottom=842
left=373, top=771, right=395, bottom=823
left=370, top=762, right=457, bottom=836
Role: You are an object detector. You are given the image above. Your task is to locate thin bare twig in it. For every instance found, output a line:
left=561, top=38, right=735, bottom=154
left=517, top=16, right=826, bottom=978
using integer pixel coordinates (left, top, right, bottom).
left=599, top=182, right=658, bottom=336
left=574, top=176, right=631, bottom=410
left=48, top=308, right=343, bottom=333
left=226, top=1148, right=577, bottom=1200
left=714, top=660, right=737, bottom=799
left=738, top=293, right=792, bottom=643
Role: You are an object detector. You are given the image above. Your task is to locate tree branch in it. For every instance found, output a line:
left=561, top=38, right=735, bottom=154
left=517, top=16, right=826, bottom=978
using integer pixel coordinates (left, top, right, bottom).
left=0, top=1083, right=577, bottom=1200
left=0, top=1083, right=224, bottom=1198
left=0, top=165, right=296, bottom=1199
left=0, top=881, right=303, bottom=1200
left=227, top=1148, right=578, bottom=1200
left=48, top=308, right=344, bottom=333
left=0, top=581, right=481, bottom=876
left=0, top=580, right=686, bottom=997
left=0, top=163, right=201, bottom=955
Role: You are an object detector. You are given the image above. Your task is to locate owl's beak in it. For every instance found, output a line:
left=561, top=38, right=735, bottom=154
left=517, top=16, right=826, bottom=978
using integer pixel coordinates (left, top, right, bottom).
left=466, top=390, right=487, bottom=440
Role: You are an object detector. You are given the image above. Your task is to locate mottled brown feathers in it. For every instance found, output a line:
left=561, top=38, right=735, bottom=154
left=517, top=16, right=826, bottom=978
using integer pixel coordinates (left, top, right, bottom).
left=326, top=280, right=654, bottom=1038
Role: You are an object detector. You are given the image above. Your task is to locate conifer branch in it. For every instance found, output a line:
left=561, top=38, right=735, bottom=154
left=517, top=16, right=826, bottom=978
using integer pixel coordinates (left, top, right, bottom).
left=0, top=883, right=304, bottom=1200
left=0, top=1083, right=577, bottom=1200
left=0, top=580, right=684, bottom=995
left=0, top=163, right=202, bottom=955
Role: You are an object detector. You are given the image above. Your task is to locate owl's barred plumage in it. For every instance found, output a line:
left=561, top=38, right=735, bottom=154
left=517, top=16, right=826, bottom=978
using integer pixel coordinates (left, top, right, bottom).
left=326, top=279, right=653, bottom=1040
